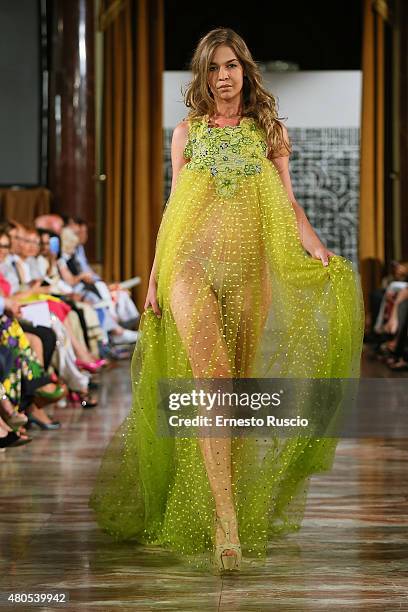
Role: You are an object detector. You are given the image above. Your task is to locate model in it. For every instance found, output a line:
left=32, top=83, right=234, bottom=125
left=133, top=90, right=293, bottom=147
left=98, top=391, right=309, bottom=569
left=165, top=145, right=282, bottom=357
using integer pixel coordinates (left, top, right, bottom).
left=89, top=27, right=364, bottom=573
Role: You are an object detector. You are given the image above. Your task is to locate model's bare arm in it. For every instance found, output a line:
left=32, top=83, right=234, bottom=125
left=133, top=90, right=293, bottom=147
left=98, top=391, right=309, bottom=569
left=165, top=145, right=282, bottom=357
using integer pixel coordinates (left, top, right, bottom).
left=270, top=125, right=335, bottom=266
left=148, top=120, right=188, bottom=284
left=145, top=121, right=189, bottom=315
left=170, top=119, right=189, bottom=195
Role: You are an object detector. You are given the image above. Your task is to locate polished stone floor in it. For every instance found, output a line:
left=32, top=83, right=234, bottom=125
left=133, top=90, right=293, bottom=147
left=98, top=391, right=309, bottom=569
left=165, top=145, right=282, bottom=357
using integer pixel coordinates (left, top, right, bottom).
left=0, top=344, right=407, bottom=611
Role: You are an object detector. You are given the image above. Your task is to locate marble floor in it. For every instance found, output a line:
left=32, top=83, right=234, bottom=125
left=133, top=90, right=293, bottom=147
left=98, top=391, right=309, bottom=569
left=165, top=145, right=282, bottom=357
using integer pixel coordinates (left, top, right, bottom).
left=0, top=344, right=407, bottom=611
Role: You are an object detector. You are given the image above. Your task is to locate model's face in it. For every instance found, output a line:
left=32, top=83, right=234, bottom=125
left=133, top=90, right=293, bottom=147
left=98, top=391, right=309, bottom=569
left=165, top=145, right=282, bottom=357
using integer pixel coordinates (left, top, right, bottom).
left=207, top=45, right=244, bottom=106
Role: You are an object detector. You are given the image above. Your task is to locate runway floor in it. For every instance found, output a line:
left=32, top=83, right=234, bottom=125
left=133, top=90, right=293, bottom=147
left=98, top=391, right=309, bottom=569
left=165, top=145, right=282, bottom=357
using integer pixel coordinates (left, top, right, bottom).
left=1, top=344, right=407, bottom=611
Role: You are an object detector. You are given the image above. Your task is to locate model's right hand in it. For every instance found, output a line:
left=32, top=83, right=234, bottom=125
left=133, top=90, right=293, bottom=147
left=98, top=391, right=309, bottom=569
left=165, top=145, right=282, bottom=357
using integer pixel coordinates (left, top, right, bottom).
left=144, top=279, right=161, bottom=318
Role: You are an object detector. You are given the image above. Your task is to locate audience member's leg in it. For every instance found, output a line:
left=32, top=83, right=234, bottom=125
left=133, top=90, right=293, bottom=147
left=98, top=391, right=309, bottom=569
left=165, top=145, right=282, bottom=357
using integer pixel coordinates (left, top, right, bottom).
left=55, top=296, right=90, bottom=348
left=369, top=288, right=385, bottom=333
left=19, top=323, right=57, bottom=369
left=24, top=332, right=44, bottom=365
left=393, top=300, right=408, bottom=357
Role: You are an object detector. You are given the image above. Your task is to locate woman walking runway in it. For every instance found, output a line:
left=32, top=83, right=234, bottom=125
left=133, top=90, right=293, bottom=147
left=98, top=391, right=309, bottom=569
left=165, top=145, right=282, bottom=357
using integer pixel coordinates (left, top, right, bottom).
left=89, top=27, right=364, bottom=573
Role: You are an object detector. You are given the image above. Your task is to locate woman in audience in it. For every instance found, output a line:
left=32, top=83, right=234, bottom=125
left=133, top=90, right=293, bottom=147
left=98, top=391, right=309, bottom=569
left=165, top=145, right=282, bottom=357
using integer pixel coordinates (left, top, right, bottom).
left=3, top=224, right=105, bottom=368
left=34, top=217, right=139, bottom=356
left=20, top=226, right=107, bottom=370
left=0, top=226, right=98, bottom=409
left=0, top=228, right=59, bottom=379
left=0, top=297, right=33, bottom=447
left=58, top=227, right=139, bottom=346
left=0, top=294, right=61, bottom=433
left=37, top=231, right=106, bottom=358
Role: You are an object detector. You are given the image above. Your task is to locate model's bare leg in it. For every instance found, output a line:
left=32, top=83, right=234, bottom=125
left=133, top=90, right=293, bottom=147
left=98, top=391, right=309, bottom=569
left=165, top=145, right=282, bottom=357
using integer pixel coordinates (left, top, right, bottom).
left=234, top=259, right=272, bottom=377
left=211, top=260, right=271, bottom=549
left=170, top=260, right=239, bottom=553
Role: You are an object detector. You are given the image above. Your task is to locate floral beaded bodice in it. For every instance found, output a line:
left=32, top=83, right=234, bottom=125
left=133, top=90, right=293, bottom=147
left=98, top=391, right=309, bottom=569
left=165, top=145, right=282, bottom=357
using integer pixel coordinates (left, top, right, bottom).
left=183, top=116, right=268, bottom=198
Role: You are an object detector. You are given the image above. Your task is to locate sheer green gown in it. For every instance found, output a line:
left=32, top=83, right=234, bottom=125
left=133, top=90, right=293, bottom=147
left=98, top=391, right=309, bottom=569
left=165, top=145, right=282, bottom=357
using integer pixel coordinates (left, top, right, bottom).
left=88, top=115, right=364, bottom=570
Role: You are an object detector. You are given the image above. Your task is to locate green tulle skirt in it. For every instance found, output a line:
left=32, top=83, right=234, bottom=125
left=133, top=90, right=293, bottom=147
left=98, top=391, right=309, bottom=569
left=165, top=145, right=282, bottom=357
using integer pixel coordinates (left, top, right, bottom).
left=88, top=156, right=364, bottom=571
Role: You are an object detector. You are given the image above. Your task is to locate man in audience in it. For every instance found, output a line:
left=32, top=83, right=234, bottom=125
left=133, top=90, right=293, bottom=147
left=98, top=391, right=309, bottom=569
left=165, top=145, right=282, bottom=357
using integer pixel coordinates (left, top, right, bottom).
left=66, top=217, right=140, bottom=332
left=34, top=214, right=64, bottom=236
left=58, top=226, right=139, bottom=346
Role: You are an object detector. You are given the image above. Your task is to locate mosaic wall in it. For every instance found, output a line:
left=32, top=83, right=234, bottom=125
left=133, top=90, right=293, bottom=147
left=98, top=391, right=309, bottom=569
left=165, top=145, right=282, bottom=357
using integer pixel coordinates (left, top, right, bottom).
left=163, top=126, right=360, bottom=266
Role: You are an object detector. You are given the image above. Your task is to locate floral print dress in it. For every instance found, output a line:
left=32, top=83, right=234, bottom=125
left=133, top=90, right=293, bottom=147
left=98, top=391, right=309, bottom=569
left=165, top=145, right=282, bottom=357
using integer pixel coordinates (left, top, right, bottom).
left=0, top=315, right=48, bottom=410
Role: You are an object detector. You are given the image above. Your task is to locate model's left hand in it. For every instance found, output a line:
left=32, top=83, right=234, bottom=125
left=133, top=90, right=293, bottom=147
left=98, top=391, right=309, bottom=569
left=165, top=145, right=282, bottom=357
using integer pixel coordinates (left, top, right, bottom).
left=310, top=245, right=336, bottom=267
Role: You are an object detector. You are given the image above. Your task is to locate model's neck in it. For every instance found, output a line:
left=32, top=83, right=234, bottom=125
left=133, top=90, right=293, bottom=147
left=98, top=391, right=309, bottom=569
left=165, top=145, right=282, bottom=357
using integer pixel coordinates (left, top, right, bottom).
left=214, top=100, right=242, bottom=118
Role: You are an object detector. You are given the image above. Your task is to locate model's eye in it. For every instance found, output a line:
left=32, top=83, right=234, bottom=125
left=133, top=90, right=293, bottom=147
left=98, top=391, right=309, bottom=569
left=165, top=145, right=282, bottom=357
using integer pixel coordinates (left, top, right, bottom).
left=209, top=66, right=217, bottom=71
left=228, top=63, right=237, bottom=68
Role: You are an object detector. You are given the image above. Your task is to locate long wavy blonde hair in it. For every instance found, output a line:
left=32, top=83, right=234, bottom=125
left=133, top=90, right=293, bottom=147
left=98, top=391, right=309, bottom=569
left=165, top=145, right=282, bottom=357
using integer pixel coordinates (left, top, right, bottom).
left=183, top=27, right=291, bottom=157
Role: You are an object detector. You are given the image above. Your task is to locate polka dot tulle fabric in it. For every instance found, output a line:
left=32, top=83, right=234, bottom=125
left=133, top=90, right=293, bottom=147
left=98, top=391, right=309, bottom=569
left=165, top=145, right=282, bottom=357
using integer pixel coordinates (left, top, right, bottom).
left=88, top=116, right=364, bottom=571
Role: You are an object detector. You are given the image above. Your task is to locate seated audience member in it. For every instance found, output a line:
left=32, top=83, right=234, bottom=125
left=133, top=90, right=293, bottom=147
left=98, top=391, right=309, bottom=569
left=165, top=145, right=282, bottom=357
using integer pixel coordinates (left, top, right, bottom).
left=0, top=292, right=62, bottom=436
left=0, top=228, right=58, bottom=375
left=66, top=217, right=140, bottom=329
left=37, top=232, right=72, bottom=294
left=34, top=214, right=64, bottom=236
left=373, top=261, right=408, bottom=336
left=366, top=261, right=408, bottom=339
left=367, top=260, right=408, bottom=372
left=0, top=226, right=98, bottom=408
left=34, top=225, right=134, bottom=359
left=37, top=232, right=105, bottom=358
left=58, top=227, right=139, bottom=346
left=376, top=286, right=408, bottom=371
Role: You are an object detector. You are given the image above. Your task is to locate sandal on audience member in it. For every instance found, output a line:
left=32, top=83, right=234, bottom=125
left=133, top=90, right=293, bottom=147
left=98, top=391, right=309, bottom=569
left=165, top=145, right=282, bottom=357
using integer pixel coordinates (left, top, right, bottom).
left=68, top=391, right=98, bottom=408
left=0, top=430, right=32, bottom=448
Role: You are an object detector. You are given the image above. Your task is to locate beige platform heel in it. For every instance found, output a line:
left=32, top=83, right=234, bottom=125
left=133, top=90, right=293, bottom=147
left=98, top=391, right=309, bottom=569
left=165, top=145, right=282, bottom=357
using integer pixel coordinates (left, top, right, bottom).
left=214, top=515, right=242, bottom=572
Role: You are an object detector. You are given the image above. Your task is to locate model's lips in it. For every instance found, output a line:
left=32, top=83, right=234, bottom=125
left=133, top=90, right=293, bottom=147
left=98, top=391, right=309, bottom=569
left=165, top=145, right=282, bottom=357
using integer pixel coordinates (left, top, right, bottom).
left=218, top=84, right=232, bottom=89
